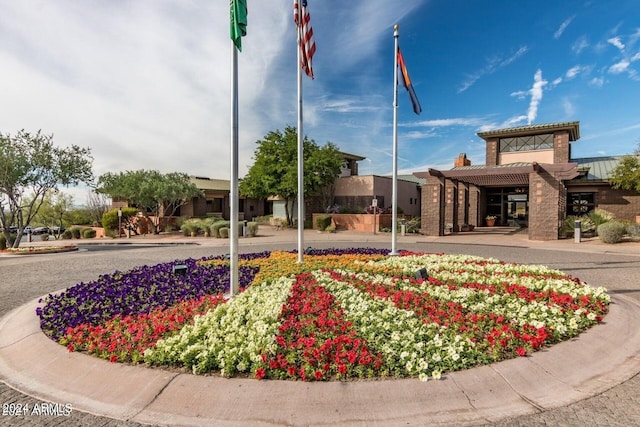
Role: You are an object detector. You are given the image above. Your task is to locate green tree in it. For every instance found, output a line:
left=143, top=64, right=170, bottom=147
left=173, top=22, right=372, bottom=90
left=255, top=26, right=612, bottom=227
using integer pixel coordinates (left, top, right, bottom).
left=31, top=191, right=73, bottom=239
left=96, top=170, right=202, bottom=234
left=609, top=143, right=640, bottom=193
left=0, top=130, right=93, bottom=248
left=101, top=207, right=139, bottom=236
left=240, top=126, right=344, bottom=227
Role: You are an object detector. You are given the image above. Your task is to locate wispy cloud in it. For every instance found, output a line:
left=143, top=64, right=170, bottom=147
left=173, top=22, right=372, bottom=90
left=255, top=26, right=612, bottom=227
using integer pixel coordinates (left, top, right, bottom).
left=608, top=36, right=625, bottom=50
left=415, top=117, right=488, bottom=127
left=527, top=70, right=547, bottom=124
left=457, top=46, right=528, bottom=93
left=572, top=36, right=589, bottom=54
left=554, top=15, right=576, bottom=39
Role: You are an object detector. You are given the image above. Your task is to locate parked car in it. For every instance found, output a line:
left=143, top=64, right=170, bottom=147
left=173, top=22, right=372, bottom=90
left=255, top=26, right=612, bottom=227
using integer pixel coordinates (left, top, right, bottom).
left=51, top=226, right=66, bottom=234
left=23, top=226, right=33, bottom=235
left=32, top=227, right=50, bottom=235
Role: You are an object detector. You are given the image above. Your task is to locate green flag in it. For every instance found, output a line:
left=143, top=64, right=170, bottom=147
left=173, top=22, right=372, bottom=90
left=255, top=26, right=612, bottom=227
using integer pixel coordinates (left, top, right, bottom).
left=230, top=0, right=247, bottom=51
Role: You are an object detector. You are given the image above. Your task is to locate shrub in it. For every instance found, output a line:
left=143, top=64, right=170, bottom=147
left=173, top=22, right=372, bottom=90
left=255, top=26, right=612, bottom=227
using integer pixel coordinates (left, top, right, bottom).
left=180, top=221, right=198, bottom=236
left=588, top=209, right=613, bottom=235
left=246, top=222, right=259, bottom=237
left=626, top=223, right=640, bottom=241
left=219, top=227, right=229, bottom=238
left=62, top=229, right=73, bottom=240
left=325, top=224, right=336, bottom=233
left=597, top=221, right=626, bottom=244
left=70, top=227, right=83, bottom=239
left=102, top=207, right=138, bottom=233
left=210, top=221, right=230, bottom=238
left=40, top=234, right=50, bottom=241
left=82, top=228, right=97, bottom=239
left=0, top=234, right=5, bottom=250
left=315, top=214, right=332, bottom=230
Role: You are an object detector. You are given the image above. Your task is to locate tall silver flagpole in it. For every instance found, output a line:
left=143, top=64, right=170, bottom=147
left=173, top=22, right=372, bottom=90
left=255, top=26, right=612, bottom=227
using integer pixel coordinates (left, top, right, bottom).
left=390, top=24, right=399, bottom=256
left=297, top=2, right=304, bottom=263
left=229, top=41, right=240, bottom=296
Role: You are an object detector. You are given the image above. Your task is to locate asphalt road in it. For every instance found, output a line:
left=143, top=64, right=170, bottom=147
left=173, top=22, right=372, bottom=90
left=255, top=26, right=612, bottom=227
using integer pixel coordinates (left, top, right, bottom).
left=1, top=240, right=639, bottom=426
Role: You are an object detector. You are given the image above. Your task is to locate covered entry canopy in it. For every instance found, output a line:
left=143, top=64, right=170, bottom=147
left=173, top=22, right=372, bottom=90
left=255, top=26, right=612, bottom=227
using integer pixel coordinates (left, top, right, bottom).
left=415, top=162, right=581, bottom=187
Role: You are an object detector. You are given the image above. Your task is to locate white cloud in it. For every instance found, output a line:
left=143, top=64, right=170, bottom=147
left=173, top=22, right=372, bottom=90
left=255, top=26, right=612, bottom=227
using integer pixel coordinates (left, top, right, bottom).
left=609, top=60, right=630, bottom=73
left=527, top=70, right=547, bottom=124
left=589, top=77, right=605, bottom=87
left=565, top=65, right=582, bottom=79
left=0, top=0, right=426, bottom=184
left=554, top=15, right=575, bottom=39
left=607, top=37, right=625, bottom=51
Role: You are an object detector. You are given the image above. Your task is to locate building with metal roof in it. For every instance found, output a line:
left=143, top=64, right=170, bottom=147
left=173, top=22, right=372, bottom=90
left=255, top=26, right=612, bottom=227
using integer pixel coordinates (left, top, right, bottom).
left=414, top=122, right=640, bottom=240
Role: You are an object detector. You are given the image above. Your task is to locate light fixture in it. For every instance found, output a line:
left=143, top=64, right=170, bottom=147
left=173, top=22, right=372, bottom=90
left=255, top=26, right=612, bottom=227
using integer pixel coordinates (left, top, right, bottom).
left=415, top=268, right=428, bottom=280
left=173, top=264, right=188, bottom=275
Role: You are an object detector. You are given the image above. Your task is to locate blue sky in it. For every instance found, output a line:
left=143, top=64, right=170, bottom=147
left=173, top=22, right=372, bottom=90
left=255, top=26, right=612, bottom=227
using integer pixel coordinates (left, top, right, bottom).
left=1, top=1, right=639, bottom=203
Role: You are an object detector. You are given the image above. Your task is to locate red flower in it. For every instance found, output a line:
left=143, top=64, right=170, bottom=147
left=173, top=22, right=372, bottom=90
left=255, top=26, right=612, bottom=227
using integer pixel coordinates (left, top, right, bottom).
left=314, top=370, right=323, bottom=380
left=516, top=347, right=526, bottom=357
left=255, top=368, right=266, bottom=380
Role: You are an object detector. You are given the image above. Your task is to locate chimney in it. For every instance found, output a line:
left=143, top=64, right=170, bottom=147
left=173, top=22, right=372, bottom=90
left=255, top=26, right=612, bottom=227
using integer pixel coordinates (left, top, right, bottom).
left=454, top=153, right=471, bottom=167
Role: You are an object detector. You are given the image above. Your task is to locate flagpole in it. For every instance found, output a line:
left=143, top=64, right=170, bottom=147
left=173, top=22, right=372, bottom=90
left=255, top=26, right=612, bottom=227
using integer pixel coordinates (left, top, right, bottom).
left=390, top=24, right=399, bottom=256
left=229, top=41, right=240, bottom=296
left=296, top=1, right=304, bottom=263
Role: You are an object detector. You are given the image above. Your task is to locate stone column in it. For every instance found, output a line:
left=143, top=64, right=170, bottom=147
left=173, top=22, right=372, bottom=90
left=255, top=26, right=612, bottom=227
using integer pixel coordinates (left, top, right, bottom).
left=445, top=179, right=458, bottom=232
left=529, top=170, right=563, bottom=240
left=422, top=176, right=445, bottom=235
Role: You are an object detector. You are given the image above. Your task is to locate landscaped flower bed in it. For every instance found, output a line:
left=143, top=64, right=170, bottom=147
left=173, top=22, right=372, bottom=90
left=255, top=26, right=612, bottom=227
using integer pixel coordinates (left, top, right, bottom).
left=37, top=249, right=610, bottom=381
left=1, top=245, right=78, bottom=255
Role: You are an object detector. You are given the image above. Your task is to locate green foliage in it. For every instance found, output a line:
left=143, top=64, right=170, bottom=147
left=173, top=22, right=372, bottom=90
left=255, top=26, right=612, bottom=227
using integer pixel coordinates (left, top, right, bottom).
left=609, top=150, right=640, bottom=193
left=66, top=208, right=93, bottom=226
left=0, top=130, right=93, bottom=248
left=62, top=229, right=72, bottom=239
left=210, top=221, right=231, bottom=238
left=180, top=220, right=198, bottom=236
left=82, top=228, right=97, bottom=238
left=626, top=223, right=640, bottom=241
left=597, top=221, right=626, bottom=244
left=588, top=209, right=613, bottom=234
left=97, top=170, right=202, bottom=234
left=325, top=224, right=336, bottom=233
left=0, top=234, right=5, bottom=250
left=315, top=214, right=332, bottom=230
left=219, top=227, right=229, bottom=238
left=246, top=221, right=259, bottom=237
left=240, top=126, right=343, bottom=227
left=102, top=207, right=138, bottom=232
left=70, top=226, right=83, bottom=239
left=401, top=217, right=422, bottom=234
left=31, top=191, right=73, bottom=232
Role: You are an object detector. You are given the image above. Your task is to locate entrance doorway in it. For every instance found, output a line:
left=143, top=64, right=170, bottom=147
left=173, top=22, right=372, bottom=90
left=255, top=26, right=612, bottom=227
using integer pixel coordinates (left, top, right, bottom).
left=486, top=187, right=528, bottom=226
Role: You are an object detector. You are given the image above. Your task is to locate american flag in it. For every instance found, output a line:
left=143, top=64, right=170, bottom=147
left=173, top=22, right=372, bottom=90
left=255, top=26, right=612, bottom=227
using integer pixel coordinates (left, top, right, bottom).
left=293, top=0, right=316, bottom=79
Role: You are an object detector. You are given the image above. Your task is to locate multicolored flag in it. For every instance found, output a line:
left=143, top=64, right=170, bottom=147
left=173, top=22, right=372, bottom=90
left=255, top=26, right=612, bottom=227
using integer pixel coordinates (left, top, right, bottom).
left=397, top=47, right=421, bottom=114
left=293, top=0, right=316, bottom=79
left=230, top=0, right=247, bottom=51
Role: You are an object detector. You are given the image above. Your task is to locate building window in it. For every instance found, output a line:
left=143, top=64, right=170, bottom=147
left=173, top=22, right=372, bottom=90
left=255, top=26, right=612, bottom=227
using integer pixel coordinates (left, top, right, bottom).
left=499, top=133, right=554, bottom=153
left=568, top=192, right=595, bottom=215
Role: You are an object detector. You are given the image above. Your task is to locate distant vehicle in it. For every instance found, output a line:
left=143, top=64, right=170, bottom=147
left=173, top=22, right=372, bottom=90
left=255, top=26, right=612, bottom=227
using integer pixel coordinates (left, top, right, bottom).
left=51, top=226, right=66, bottom=234
left=32, top=227, right=50, bottom=235
left=23, top=226, right=33, bottom=235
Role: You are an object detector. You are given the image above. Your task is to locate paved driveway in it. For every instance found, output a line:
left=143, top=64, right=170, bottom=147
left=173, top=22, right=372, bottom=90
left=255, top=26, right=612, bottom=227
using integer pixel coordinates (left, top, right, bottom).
left=1, top=234, right=639, bottom=426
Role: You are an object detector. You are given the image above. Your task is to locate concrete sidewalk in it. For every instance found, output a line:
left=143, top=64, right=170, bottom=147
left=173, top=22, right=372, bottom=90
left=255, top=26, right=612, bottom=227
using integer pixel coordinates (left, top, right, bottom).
left=1, top=228, right=640, bottom=426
